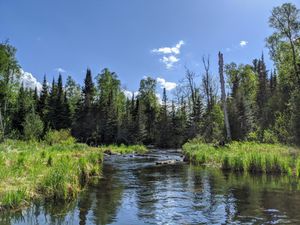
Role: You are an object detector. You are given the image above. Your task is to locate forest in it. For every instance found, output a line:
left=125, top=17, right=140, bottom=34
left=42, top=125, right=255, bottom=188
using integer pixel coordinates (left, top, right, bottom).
left=1, top=3, right=300, bottom=221
left=1, top=3, right=300, bottom=148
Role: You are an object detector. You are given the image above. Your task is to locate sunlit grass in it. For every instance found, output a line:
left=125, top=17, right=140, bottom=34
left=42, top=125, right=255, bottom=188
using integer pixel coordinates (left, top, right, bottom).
left=183, top=141, right=299, bottom=176
left=100, top=143, right=147, bottom=154
left=0, top=140, right=103, bottom=210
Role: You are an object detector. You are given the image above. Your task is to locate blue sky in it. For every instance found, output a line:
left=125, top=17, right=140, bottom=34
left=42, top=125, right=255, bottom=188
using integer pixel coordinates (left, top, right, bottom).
left=1, top=0, right=299, bottom=93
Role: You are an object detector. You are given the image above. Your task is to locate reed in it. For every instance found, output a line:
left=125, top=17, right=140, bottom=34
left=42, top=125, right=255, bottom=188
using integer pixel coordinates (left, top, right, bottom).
left=0, top=140, right=103, bottom=210
left=183, top=141, right=297, bottom=176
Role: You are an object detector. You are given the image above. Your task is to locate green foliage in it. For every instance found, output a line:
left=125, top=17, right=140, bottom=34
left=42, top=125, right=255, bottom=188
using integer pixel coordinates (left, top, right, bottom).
left=291, top=90, right=300, bottom=145
left=23, top=112, right=44, bottom=140
left=99, top=143, right=147, bottom=154
left=44, top=129, right=75, bottom=145
left=1, top=3, right=300, bottom=148
left=262, top=129, right=278, bottom=144
left=0, top=140, right=103, bottom=209
left=183, top=141, right=295, bottom=175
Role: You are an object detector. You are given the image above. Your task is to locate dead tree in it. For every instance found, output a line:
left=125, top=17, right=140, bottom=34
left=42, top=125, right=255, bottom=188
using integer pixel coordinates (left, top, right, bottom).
left=218, top=52, right=231, bottom=141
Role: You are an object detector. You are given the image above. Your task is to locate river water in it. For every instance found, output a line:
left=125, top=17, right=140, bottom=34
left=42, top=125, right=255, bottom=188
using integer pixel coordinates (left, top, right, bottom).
left=1, top=149, right=300, bottom=225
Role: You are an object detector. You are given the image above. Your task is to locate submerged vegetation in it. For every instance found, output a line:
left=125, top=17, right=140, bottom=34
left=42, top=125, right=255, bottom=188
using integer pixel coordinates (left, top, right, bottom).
left=183, top=141, right=300, bottom=176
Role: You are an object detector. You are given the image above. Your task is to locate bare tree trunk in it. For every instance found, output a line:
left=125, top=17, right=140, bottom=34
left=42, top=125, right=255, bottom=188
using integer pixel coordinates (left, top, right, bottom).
left=218, top=52, right=231, bottom=141
left=185, top=68, right=196, bottom=106
left=202, top=56, right=211, bottom=110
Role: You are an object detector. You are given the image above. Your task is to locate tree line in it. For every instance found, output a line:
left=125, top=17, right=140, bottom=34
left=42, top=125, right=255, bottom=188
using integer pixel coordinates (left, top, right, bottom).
left=0, top=2, right=299, bottom=147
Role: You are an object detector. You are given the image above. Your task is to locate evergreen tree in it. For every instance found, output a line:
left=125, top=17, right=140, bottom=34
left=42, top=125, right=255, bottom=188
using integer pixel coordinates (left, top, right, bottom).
left=38, top=75, right=49, bottom=124
left=12, top=83, right=27, bottom=135
left=72, top=69, right=96, bottom=144
left=47, top=78, right=57, bottom=129
left=255, top=54, right=270, bottom=137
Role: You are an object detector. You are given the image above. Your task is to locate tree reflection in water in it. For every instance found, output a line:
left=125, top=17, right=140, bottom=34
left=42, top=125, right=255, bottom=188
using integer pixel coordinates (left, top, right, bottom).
left=2, top=150, right=300, bottom=225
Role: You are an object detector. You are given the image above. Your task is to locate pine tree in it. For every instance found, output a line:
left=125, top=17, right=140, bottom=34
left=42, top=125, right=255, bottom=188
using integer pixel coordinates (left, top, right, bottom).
left=53, top=74, right=71, bottom=129
left=47, top=78, right=57, bottom=129
left=72, top=69, right=96, bottom=144
left=38, top=75, right=48, bottom=124
left=12, top=83, right=27, bottom=134
left=255, top=54, right=270, bottom=139
left=156, top=88, right=171, bottom=147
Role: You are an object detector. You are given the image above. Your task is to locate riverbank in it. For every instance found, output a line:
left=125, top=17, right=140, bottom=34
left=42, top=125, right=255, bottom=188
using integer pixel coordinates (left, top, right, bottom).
left=0, top=140, right=103, bottom=210
left=100, top=144, right=147, bottom=155
left=0, top=139, right=147, bottom=210
left=183, top=141, right=300, bottom=176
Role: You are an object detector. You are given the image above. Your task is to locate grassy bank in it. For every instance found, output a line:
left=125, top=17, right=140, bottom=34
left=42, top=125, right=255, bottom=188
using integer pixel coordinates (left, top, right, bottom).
left=183, top=141, right=300, bottom=176
left=100, top=144, right=147, bottom=154
left=0, top=140, right=103, bottom=210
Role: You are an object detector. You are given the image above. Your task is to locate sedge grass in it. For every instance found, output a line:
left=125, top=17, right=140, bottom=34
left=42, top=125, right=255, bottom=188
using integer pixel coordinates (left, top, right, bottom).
left=0, top=140, right=103, bottom=210
left=183, top=141, right=299, bottom=176
left=100, top=143, right=147, bottom=154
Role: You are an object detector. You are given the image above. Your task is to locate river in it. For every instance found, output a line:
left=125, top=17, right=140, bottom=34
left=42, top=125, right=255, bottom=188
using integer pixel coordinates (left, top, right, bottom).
left=1, top=149, right=300, bottom=225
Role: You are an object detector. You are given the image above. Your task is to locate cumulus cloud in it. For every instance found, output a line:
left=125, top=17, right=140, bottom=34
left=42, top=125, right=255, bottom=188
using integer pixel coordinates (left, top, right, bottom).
left=240, top=40, right=248, bottom=47
left=152, top=40, right=184, bottom=69
left=122, top=89, right=139, bottom=99
left=156, top=77, right=177, bottom=91
left=156, top=93, right=162, bottom=104
left=160, top=56, right=180, bottom=69
left=152, top=40, right=184, bottom=55
left=55, top=67, right=66, bottom=73
left=19, top=69, right=42, bottom=92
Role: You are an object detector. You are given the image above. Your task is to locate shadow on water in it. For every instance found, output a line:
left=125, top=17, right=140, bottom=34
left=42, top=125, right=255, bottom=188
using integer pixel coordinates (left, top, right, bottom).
left=1, top=149, right=300, bottom=225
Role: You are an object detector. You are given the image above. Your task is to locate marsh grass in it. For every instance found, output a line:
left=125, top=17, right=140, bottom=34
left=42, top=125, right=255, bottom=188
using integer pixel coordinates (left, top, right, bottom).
left=0, top=140, right=103, bottom=210
left=100, top=144, right=147, bottom=154
left=183, top=141, right=299, bottom=176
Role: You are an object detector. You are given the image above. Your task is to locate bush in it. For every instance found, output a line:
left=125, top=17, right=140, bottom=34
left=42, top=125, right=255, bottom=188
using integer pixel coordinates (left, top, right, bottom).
left=23, top=113, right=44, bottom=141
left=263, top=129, right=278, bottom=144
left=247, top=131, right=259, bottom=142
left=44, top=129, right=75, bottom=145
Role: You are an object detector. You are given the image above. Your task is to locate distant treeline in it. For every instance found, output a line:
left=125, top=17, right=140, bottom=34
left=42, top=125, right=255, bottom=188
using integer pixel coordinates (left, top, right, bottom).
left=0, top=2, right=300, bottom=147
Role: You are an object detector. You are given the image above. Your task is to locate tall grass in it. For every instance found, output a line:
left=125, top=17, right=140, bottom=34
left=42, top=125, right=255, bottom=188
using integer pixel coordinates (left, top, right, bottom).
left=100, top=143, right=147, bottom=154
left=183, top=141, right=298, bottom=176
left=0, top=140, right=103, bottom=210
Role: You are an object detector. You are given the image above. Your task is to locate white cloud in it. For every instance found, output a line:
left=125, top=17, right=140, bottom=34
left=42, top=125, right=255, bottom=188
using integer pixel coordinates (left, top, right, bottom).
left=160, top=55, right=180, bottom=69
left=156, top=77, right=177, bottom=91
left=122, top=89, right=139, bottom=99
left=152, top=40, right=184, bottom=55
left=151, top=40, right=184, bottom=69
left=240, top=40, right=248, bottom=47
left=156, top=93, right=162, bottom=104
left=55, top=67, right=66, bottom=73
left=19, top=69, right=42, bottom=92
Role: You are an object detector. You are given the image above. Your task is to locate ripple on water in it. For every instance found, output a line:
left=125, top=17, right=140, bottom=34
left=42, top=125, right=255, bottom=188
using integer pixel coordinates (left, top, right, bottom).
left=3, top=149, right=300, bottom=225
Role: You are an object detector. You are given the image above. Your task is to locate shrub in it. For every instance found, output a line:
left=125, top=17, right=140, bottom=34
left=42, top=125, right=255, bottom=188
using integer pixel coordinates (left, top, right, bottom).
left=263, top=129, right=278, bottom=144
left=23, top=113, right=44, bottom=141
left=44, top=129, right=75, bottom=145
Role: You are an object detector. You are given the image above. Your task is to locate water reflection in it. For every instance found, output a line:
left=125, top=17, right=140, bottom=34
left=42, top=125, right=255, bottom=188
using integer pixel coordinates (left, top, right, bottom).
left=1, top=150, right=300, bottom=225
